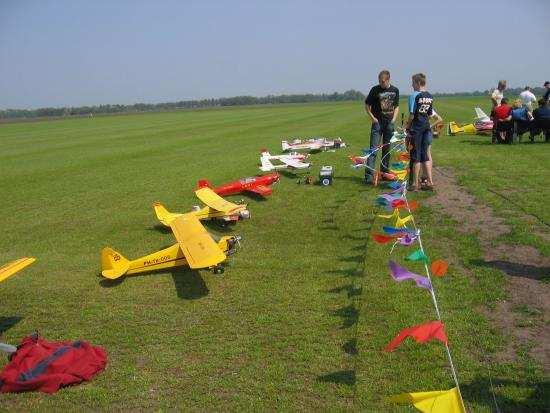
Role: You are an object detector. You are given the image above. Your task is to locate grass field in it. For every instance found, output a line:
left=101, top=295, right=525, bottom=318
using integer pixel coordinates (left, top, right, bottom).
left=0, top=98, right=548, bottom=411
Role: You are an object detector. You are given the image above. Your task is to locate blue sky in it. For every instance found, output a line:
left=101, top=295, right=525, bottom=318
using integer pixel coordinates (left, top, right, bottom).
left=1, top=0, right=548, bottom=109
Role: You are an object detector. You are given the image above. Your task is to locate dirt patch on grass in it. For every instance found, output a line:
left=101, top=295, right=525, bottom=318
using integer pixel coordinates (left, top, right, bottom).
left=427, top=167, right=550, bottom=372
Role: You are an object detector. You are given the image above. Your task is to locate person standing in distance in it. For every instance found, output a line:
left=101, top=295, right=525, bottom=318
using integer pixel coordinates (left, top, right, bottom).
left=364, top=70, right=400, bottom=185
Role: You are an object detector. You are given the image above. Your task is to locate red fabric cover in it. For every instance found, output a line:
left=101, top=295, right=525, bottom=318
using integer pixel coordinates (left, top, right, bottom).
left=0, top=335, right=107, bottom=393
left=494, top=104, right=512, bottom=120
left=384, top=320, right=448, bottom=352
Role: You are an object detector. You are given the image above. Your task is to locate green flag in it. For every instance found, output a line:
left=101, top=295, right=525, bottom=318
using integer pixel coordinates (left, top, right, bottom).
left=405, top=249, right=429, bottom=262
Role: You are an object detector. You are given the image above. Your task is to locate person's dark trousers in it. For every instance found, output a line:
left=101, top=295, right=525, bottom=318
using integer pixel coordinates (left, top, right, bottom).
left=365, top=119, right=394, bottom=183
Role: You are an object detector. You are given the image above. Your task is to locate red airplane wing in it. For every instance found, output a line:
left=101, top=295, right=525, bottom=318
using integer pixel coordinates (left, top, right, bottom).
left=247, top=185, right=272, bottom=197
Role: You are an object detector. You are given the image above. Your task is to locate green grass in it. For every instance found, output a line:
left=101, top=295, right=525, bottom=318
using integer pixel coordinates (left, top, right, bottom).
left=0, top=99, right=548, bottom=411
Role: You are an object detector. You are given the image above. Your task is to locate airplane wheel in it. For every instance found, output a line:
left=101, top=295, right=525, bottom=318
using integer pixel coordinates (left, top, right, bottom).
left=213, top=265, right=225, bottom=274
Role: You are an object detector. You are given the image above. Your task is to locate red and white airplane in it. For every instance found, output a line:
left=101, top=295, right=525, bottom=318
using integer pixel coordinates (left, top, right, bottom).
left=197, top=173, right=280, bottom=198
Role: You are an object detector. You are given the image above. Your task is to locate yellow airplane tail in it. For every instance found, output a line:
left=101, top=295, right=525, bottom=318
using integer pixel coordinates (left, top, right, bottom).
left=101, top=247, right=130, bottom=279
left=447, top=121, right=463, bottom=135
left=153, top=202, right=181, bottom=226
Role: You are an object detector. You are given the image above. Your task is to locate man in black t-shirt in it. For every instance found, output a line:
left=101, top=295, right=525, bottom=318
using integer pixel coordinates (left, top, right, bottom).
left=364, top=70, right=400, bottom=184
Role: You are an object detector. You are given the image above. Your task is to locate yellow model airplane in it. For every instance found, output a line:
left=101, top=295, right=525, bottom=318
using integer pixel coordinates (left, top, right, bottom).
left=101, top=212, right=240, bottom=279
left=0, top=257, right=35, bottom=283
left=154, top=187, right=250, bottom=226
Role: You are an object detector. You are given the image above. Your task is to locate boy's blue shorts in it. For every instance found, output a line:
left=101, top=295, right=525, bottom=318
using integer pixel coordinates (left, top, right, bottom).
left=410, top=128, right=432, bottom=163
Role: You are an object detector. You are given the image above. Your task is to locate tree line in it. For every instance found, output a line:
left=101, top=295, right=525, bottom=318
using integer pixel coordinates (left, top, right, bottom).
left=1, top=87, right=546, bottom=120
left=0, top=90, right=366, bottom=119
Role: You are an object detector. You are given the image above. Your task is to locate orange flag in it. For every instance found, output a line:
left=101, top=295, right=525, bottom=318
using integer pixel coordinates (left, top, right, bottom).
left=431, top=260, right=449, bottom=277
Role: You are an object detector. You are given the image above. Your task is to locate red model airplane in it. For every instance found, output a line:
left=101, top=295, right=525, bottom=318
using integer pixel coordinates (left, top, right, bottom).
left=197, top=173, right=280, bottom=198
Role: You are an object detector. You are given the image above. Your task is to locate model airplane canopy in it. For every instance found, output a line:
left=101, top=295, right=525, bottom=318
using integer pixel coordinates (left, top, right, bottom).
left=0, top=258, right=35, bottom=283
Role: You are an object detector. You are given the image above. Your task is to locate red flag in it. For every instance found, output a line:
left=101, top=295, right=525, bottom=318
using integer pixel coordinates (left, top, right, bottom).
left=431, top=260, right=449, bottom=277
left=384, top=320, right=447, bottom=352
left=392, top=199, right=419, bottom=211
left=372, top=233, right=396, bottom=244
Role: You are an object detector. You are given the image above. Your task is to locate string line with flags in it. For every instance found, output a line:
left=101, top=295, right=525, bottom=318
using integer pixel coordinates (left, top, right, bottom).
left=367, top=136, right=467, bottom=413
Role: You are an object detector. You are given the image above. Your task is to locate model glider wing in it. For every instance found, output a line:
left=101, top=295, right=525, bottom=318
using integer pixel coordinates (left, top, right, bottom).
left=195, top=187, right=243, bottom=215
left=169, top=213, right=226, bottom=269
left=0, top=258, right=35, bottom=283
left=247, top=185, right=272, bottom=197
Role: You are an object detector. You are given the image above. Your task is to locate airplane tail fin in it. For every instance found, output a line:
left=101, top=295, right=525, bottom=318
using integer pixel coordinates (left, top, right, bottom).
left=474, top=107, right=489, bottom=121
left=101, top=247, right=130, bottom=279
left=197, top=179, right=212, bottom=189
left=448, top=121, right=463, bottom=135
left=153, top=202, right=180, bottom=226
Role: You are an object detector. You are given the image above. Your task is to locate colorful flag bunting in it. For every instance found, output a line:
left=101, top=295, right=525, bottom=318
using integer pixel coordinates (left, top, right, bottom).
left=431, top=260, right=449, bottom=277
left=389, top=387, right=464, bottom=413
left=389, top=260, right=431, bottom=289
left=406, top=249, right=429, bottom=262
left=384, top=320, right=447, bottom=352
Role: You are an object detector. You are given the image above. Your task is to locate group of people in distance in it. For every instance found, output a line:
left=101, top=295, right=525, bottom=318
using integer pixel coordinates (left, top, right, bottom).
left=363, top=70, right=440, bottom=192
left=363, top=73, right=550, bottom=193
left=490, top=80, right=550, bottom=144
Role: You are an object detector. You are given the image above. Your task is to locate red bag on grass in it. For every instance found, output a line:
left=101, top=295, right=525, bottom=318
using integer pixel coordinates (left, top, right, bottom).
left=0, top=334, right=107, bottom=393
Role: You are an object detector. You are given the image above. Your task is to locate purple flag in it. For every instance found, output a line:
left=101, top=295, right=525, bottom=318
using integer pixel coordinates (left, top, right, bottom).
left=398, top=234, right=417, bottom=246
left=389, top=261, right=432, bottom=290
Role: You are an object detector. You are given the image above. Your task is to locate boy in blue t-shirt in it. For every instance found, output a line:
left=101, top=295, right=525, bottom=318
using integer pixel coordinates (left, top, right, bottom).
left=405, top=73, right=434, bottom=191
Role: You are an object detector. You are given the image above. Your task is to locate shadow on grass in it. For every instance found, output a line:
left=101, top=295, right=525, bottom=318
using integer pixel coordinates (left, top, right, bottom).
left=325, top=268, right=363, bottom=278
left=171, top=267, right=209, bottom=300
left=342, top=338, right=358, bottom=355
left=340, top=255, right=365, bottom=264
left=471, top=259, right=550, bottom=281
left=317, top=370, right=356, bottom=385
left=462, top=376, right=549, bottom=413
left=0, top=316, right=22, bottom=334
left=332, top=304, right=359, bottom=328
left=99, top=267, right=209, bottom=300
left=328, top=284, right=362, bottom=298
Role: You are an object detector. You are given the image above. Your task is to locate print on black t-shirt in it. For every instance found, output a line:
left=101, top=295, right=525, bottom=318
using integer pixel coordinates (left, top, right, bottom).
left=365, top=85, right=400, bottom=120
left=412, top=91, right=433, bottom=130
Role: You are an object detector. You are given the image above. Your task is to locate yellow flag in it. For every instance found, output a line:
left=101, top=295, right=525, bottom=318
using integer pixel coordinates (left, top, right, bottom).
left=377, top=209, right=399, bottom=220
left=390, top=169, right=408, bottom=180
left=395, top=214, right=413, bottom=228
left=389, top=387, right=464, bottom=413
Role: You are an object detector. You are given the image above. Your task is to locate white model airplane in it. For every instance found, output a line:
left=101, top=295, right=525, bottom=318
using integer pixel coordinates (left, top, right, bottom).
left=281, top=137, right=346, bottom=152
left=259, top=150, right=311, bottom=172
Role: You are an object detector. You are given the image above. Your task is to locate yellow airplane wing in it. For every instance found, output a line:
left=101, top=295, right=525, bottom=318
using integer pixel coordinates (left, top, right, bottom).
left=0, top=257, right=36, bottom=283
left=195, top=187, right=245, bottom=215
left=169, top=213, right=226, bottom=269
